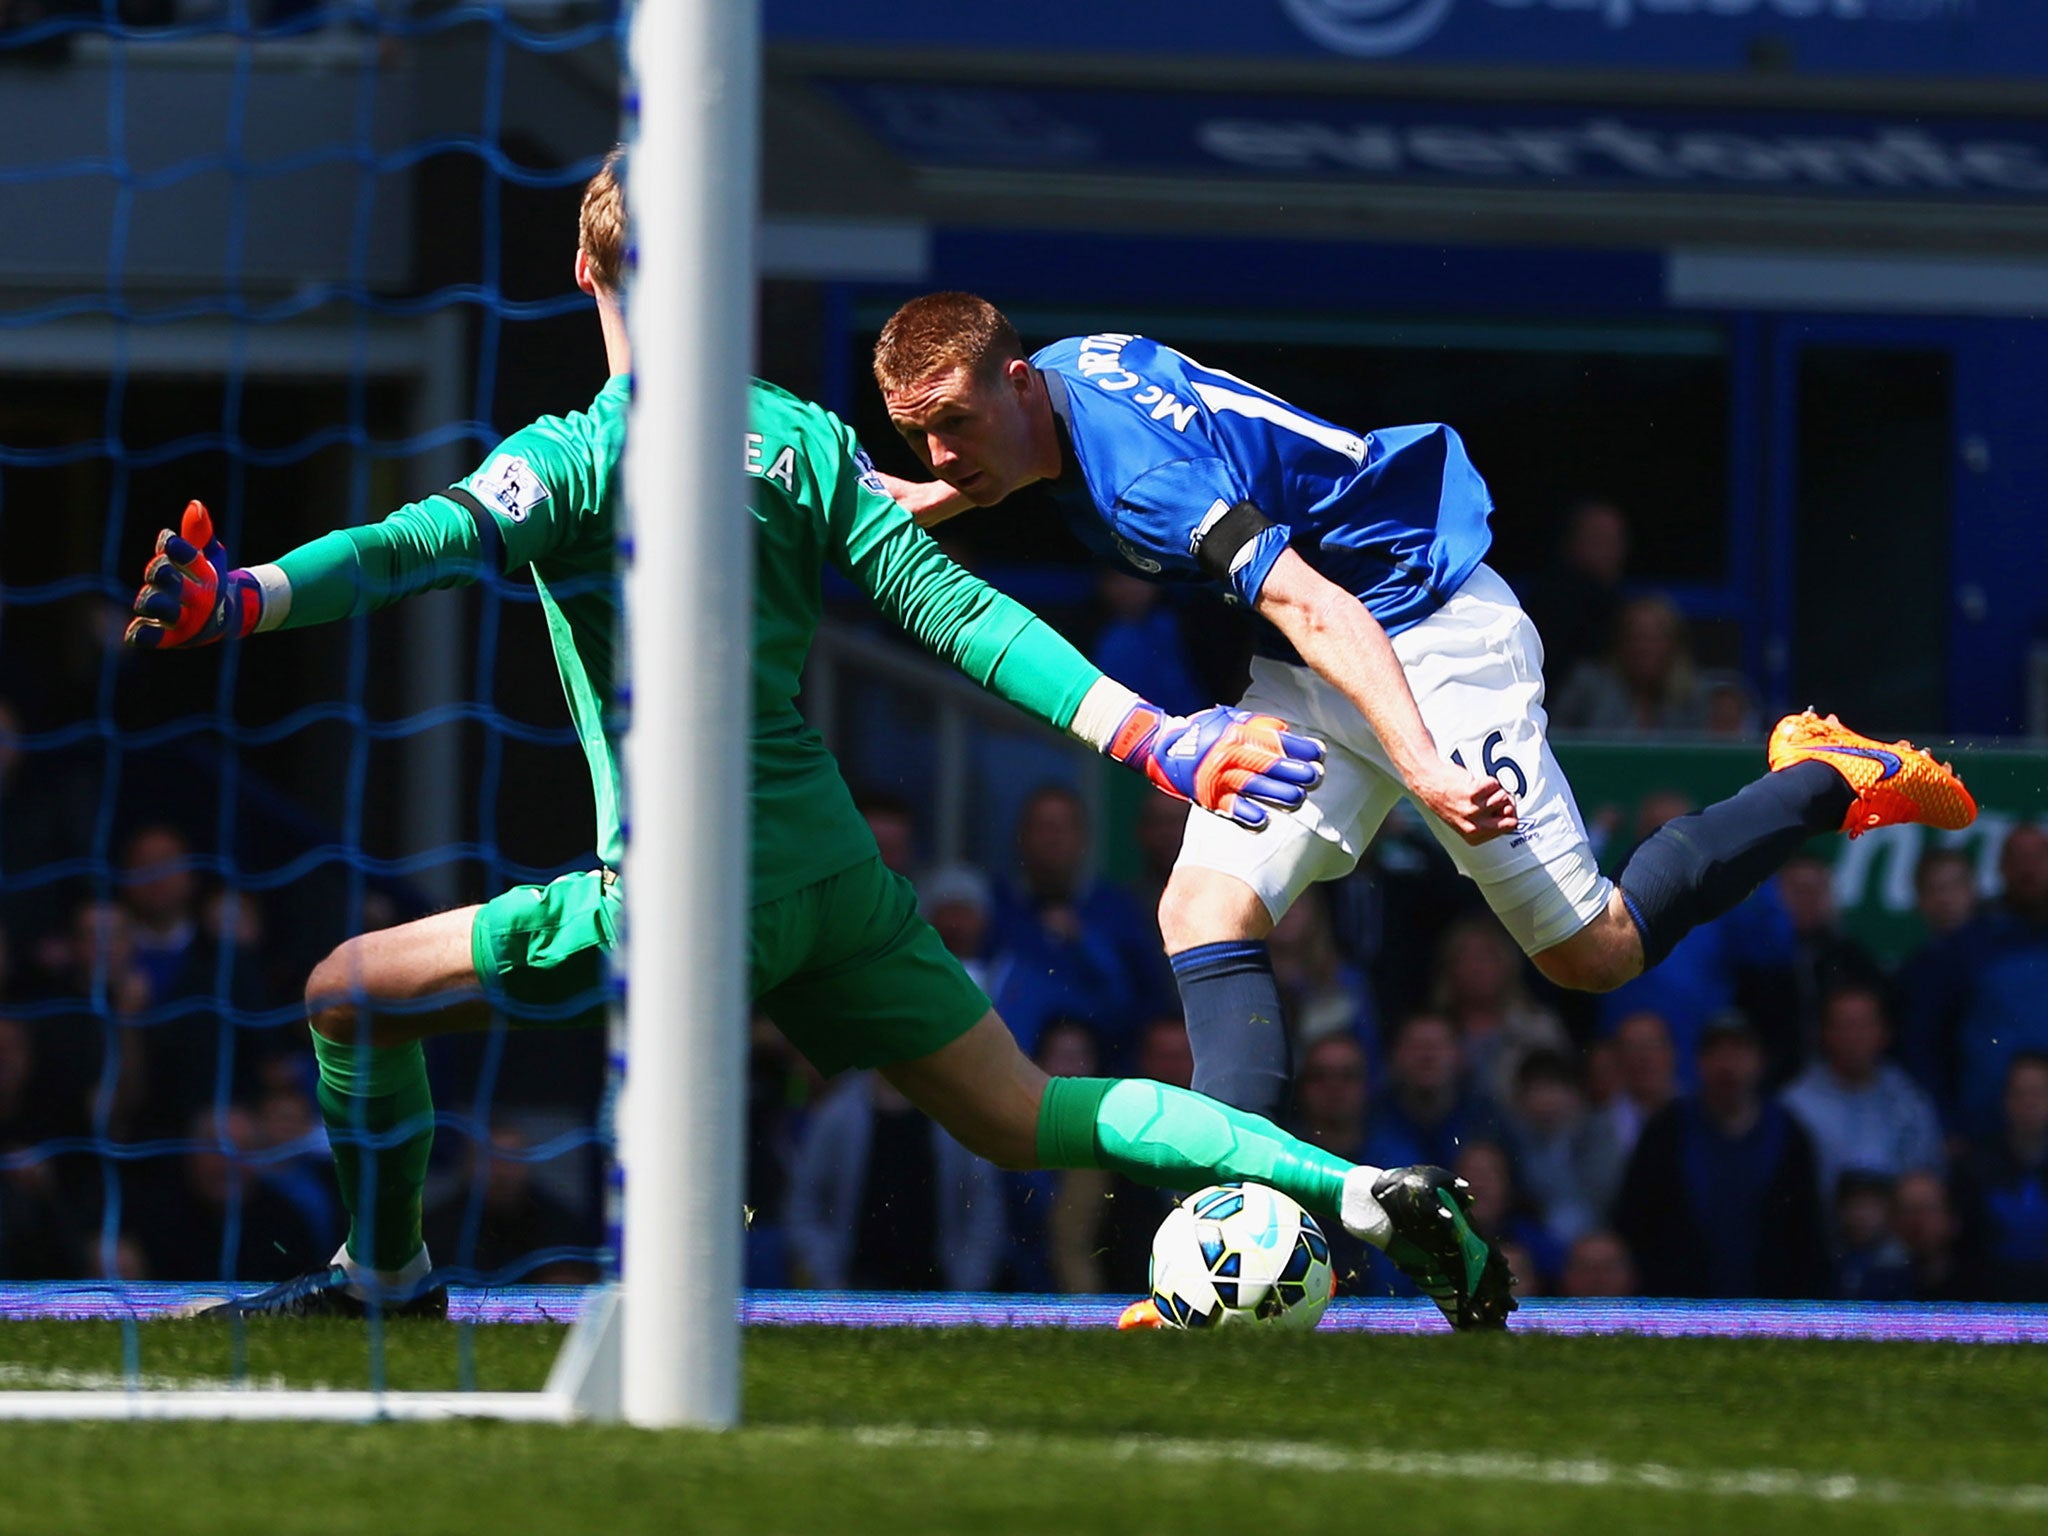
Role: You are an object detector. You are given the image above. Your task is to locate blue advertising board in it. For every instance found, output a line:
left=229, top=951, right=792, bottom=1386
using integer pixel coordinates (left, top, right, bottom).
left=771, top=0, right=2048, bottom=82
left=818, top=80, right=2048, bottom=203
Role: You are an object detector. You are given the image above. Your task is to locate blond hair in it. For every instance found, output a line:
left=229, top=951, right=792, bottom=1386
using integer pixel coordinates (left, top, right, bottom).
left=579, top=146, right=627, bottom=293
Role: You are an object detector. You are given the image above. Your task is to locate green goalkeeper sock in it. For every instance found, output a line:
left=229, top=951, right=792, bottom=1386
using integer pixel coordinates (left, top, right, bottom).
left=1035, top=1075, right=1351, bottom=1219
left=310, top=1030, right=435, bottom=1273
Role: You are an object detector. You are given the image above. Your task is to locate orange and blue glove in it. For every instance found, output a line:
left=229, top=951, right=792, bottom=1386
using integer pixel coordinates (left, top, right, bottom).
left=1107, top=703, right=1325, bottom=829
left=124, top=501, right=263, bottom=650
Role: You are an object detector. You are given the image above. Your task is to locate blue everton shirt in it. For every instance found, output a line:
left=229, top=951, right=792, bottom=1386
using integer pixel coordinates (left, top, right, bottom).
left=1033, top=333, right=1496, bottom=656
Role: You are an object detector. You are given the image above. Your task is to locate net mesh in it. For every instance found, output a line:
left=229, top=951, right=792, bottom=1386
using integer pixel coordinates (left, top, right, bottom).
left=0, top=2, right=622, bottom=1385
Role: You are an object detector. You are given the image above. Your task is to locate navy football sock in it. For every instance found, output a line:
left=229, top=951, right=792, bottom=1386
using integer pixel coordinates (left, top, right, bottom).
left=1618, top=760, right=1853, bottom=969
left=1171, top=939, right=1290, bottom=1119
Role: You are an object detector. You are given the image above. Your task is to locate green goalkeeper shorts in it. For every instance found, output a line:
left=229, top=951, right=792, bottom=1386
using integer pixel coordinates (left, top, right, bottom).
left=471, top=857, right=987, bottom=1072
left=470, top=868, right=619, bottom=1028
left=752, top=854, right=990, bottom=1077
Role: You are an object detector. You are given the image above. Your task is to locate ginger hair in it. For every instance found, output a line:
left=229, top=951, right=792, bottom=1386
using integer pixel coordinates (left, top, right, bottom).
left=872, top=292, right=1023, bottom=392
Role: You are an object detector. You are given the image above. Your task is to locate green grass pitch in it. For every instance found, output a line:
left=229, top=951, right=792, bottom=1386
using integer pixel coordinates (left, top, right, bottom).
left=2, top=1322, right=2045, bottom=1535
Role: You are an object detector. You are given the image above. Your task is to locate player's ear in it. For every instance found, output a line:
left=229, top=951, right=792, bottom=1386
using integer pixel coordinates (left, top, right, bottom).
left=1002, top=356, right=1032, bottom=396
left=574, top=247, right=598, bottom=298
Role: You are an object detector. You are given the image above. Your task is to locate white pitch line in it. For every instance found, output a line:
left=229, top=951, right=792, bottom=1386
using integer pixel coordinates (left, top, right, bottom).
left=841, top=1425, right=2048, bottom=1515
left=0, top=1364, right=298, bottom=1393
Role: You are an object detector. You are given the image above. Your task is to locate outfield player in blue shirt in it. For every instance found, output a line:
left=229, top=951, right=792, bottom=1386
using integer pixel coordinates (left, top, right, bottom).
left=873, top=293, right=1977, bottom=1164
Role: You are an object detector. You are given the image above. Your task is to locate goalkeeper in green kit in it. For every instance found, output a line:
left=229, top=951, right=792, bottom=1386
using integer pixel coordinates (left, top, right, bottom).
left=125, top=153, right=1513, bottom=1330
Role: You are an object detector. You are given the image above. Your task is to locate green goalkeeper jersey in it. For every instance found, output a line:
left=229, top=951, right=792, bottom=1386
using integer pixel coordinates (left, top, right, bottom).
left=268, top=374, right=1103, bottom=904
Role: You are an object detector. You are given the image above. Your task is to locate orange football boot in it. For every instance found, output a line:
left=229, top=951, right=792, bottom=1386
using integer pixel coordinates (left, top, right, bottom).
left=1768, top=710, right=1977, bottom=839
left=1115, top=1298, right=1166, bottom=1330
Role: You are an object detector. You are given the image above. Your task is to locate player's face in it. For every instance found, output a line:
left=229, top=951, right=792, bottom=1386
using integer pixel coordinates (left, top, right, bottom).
left=884, top=363, right=1039, bottom=506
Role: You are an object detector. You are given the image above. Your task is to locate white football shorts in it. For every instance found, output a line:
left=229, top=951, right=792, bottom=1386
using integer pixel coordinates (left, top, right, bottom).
left=1176, top=564, right=1613, bottom=956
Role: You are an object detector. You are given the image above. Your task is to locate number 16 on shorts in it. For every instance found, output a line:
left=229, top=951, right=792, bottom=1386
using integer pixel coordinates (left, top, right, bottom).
left=1450, top=730, right=1528, bottom=800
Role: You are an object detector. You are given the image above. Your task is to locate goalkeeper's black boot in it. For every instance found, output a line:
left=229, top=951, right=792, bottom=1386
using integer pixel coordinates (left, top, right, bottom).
left=196, top=1264, right=448, bottom=1321
left=1373, top=1165, right=1517, bottom=1332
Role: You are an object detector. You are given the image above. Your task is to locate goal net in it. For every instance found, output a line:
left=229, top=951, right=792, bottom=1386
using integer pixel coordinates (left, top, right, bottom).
left=0, top=0, right=750, bottom=1425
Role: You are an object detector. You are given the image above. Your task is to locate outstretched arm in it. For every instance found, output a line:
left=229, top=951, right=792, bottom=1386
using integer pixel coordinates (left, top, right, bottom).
left=125, top=399, right=609, bottom=649
left=832, top=479, right=1321, bottom=828
left=125, top=493, right=502, bottom=648
left=1254, top=548, right=1514, bottom=845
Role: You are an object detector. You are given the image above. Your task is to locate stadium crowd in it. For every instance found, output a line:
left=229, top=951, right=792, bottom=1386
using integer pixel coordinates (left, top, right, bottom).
left=1, top=507, right=2045, bottom=1306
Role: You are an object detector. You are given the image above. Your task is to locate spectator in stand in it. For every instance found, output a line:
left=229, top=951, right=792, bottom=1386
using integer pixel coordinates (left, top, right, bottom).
left=1781, top=983, right=1944, bottom=1212
left=1595, top=792, right=1739, bottom=1063
left=1290, top=1032, right=1377, bottom=1294
left=1009, top=1018, right=1097, bottom=1292
left=1956, top=1053, right=2048, bottom=1301
left=987, top=784, right=1169, bottom=1063
left=1894, top=845, right=1983, bottom=1109
left=918, top=863, right=995, bottom=992
left=0, top=1013, right=59, bottom=1149
left=127, top=1106, right=321, bottom=1283
left=117, top=826, right=277, bottom=1136
left=423, top=1125, right=601, bottom=1286
left=1831, top=1171, right=1912, bottom=1301
left=1614, top=1013, right=1831, bottom=1298
left=37, top=900, right=150, bottom=1147
left=1582, top=1009, right=1678, bottom=1216
left=1518, top=498, right=1629, bottom=701
left=744, top=1012, right=816, bottom=1290
left=1506, top=1049, right=1602, bottom=1247
left=1552, top=594, right=1709, bottom=736
left=856, top=790, right=919, bottom=878
left=1267, top=886, right=1376, bottom=1064
left=1559, top=1230, right=1639, bottom=1299
left=1429, top=915, right=1570, bottom=1108
left=1454, top=1138, right=1564, bottom=1290
left=1352, top=1011, right=1501, bottom=1304
left=1904, top=824, right=2048, bottom=1135
left=1131, top=1013, right=1195, bottom=1090
left=785, top=1070, right=1006, bottom=1292
left=0, top=1015, right=85, bottom=1278
left=1734, top=853, right=1883, bottom=1087
left=119, top=824, right=202, bottom=1002
left=1497, top=1238, right=1543, bottom=1301
left=1126, top=791, right=1190, bottom=958
left=252, top=1083, right=342, bottom=1257
left=1700, top=671, right=1759, bottom=741
left=1892, top=1169, right=1975, bottom=1302
left=1293, top=1033, right=1371, bottom=1162
left=1361, top=1012, right=1503, bottom=1174
left=0, top=697, right=99, bottom=951
left=1089, top=570, right=1205, bottom=718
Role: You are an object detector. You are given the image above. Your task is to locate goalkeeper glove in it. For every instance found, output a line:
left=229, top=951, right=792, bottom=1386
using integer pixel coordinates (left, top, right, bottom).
left=124, top=501, right=263, bottom=650
left=1107, top=702, right=1324, bottom=829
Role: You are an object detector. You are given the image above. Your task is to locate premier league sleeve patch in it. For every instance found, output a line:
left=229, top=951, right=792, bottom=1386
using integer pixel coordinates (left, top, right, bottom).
left=473, top=454, right=552, bottom=522
left=852, top=446, right=890, bottom=498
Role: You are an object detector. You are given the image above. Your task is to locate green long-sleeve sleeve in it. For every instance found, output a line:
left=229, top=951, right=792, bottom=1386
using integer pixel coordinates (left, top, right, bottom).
left=823, top=419, right=1101, bottom=733
left=270, top=498, right=491, bottom=629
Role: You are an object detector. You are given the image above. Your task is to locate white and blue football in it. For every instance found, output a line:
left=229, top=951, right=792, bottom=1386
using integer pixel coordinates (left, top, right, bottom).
left=1148, top=1182, right=1335, bottom=1331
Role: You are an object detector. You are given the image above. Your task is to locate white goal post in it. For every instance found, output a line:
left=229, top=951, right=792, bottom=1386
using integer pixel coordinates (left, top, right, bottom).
left=0, top=0, right=758, bottom=1426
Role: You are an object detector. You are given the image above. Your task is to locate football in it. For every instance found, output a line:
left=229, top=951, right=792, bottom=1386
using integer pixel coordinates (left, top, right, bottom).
left=1147, top=1182, right=1336, bottom=1330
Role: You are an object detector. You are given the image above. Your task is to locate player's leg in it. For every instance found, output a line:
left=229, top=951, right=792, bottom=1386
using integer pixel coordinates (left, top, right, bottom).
left=882, top=1013, right=1512, bottom=1331
left=1351, top=568, right=1975, bottom=993
left=767, top=856, right=1511, bottom=1328
left=1155, top=658, right=1393, bottom=1119
left=210, top=870, right=617, bottom=1317
left=305, top=905, right=496, bottom=1302
left=1531, top=763, right=1851, bottom=990
left=1539, top=712, right=1974, bottom=987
